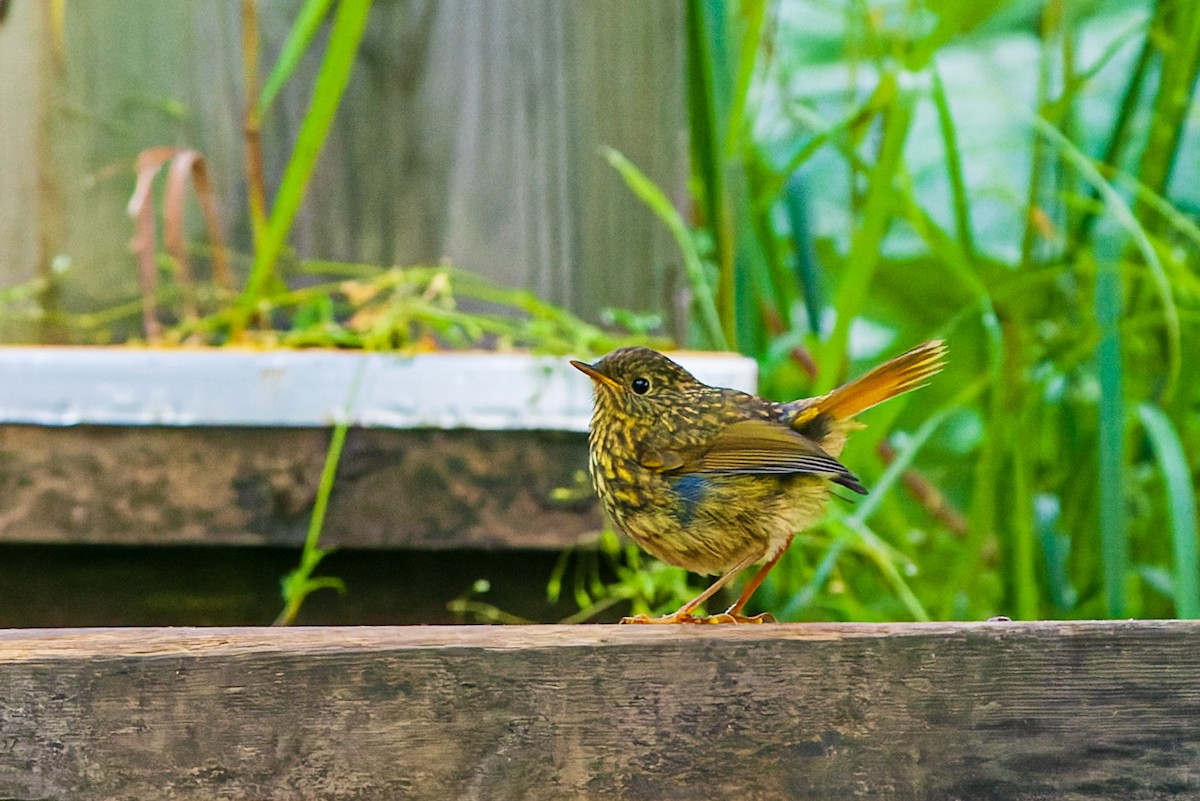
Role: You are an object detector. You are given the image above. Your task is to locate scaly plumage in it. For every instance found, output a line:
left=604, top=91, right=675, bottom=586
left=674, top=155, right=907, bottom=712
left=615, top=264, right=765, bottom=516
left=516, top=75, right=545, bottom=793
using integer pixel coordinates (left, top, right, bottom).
left=571, top=340, right=947, bottom=623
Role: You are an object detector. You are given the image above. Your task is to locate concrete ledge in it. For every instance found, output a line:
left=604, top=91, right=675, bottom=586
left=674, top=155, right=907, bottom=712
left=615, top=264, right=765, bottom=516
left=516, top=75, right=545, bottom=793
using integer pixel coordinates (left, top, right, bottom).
left=0, top=347, right=757, bottom=431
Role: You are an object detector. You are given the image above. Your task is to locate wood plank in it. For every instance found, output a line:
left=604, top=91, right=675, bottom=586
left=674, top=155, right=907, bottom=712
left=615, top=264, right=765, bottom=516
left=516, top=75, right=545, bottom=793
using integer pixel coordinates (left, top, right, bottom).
left=0, top=426, right=598, bottom=548
left=1, top=622, right=1198, bottom=800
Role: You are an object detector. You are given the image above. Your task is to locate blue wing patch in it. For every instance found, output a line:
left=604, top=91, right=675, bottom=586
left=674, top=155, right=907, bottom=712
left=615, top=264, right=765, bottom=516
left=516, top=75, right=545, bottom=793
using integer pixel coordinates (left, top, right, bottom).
left=670, top=474, right=710, bottom=528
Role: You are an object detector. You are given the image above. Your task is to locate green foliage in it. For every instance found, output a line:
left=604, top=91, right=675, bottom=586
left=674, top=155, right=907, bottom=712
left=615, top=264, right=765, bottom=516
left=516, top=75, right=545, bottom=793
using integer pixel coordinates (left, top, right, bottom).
left=274, top=369, right=360, bottom=626
left=601, top=0, right=1200, bottom=622
left=165, top=261, right=663, bottom=356
left=453, top=528, right=707, bottom=625
left=237, top=0, right=374, bottom=332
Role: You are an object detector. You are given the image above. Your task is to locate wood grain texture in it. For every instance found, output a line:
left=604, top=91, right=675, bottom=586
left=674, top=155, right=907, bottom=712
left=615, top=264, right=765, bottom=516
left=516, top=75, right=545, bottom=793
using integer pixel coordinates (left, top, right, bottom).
left=1, top=622, right=1198, bottom=800
left=0, top=425, right=597, bottom=549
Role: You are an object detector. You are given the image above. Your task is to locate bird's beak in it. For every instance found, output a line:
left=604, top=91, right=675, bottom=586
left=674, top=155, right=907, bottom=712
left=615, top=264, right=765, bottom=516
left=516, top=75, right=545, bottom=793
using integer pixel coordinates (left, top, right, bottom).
left=570, top=359, right=620, bottom=391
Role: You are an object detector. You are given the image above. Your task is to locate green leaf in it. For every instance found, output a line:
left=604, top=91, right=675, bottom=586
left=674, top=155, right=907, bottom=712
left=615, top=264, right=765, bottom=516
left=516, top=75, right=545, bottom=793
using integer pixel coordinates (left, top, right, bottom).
left=240, top=0, right=374, bottom=315
left=1094, top=248, right=1128, bottom=618
left=601, top=146, right=728, bottom=350
left=254, top=0, right=337, bottom=120
left=1033, top=115, right=1182, bottom=401
left=817, top=74, right=915, bottom=392
left=1137, top=403, right=1200, bottom=618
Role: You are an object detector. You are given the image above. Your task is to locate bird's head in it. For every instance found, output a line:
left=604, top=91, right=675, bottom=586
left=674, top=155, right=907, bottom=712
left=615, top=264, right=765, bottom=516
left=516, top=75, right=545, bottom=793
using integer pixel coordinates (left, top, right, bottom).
left=571, top=347, right=705, bottom=419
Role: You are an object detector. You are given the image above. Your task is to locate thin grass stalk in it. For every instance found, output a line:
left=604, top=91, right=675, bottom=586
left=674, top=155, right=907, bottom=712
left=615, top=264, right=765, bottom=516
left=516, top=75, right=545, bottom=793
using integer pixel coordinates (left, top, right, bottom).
left=929, top=62, right=975, bottom=260
left=838, top=517, right=929, bottom=621
left=1010, top=436, right=1040, bottom=619
left=1112, top=171, right=1200, bottom=267
left=275, top=361, right=365, bottom=625
left=723, top=0, right=766, bottom=158
left=783, top=178, right=822, bottom=334
left=602, top=147, right=728, bottom=349
left=1019, top=0, right=1060, bottom=269
left=1056, top=4, right=1080, bottom=247
left=1136, top=0, right=1200, bottom=200
left=1095, top=248, right=1128, bottom=618
left=686, top=0, right=735, bottom=348
left=773, top=77, right=895, bottom=198
left=817, top=76, right=914, bottom=392
left=957, top=301, right=1006, bottom=619
left=1034, top=117, right=1181, bottom=401
left=778, top=378, right=985, bottom=619
left=237, top=0, right=373, bottom=327
left=1137, top=403, right=1200, bottom=618
left=255, top=0, right=339, bottom=119
left=241, top=0, right=268, bottom=252
left=1072, top=6, right=1160, bottom=247
left=243, top=0, right=342, bottom=256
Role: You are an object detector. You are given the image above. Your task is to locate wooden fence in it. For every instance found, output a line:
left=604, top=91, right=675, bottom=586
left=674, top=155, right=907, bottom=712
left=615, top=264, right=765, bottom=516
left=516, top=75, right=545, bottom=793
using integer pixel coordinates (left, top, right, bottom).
left=0, top=0, right=686, bottom=340
left=2, top=621, right=1198, bottom=800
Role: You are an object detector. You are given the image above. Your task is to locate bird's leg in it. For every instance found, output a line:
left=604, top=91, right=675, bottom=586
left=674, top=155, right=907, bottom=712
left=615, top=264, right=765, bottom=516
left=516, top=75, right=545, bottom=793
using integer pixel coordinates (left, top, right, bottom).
left=621, top=550, right=763, bottom=624
left=719, top=534, right=795, bottom=622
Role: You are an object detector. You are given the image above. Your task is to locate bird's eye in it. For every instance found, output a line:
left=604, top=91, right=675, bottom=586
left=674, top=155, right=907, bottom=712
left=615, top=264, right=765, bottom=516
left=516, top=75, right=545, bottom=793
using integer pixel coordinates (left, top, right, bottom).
left=631, top=377, right=651, bottom=395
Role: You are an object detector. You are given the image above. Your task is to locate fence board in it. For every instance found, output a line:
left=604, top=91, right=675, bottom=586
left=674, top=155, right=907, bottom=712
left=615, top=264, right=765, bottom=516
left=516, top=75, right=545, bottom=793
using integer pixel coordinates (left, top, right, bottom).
left=0, top=1, right=686, bottom=341
left=1, top=621, right=1198, bottom=800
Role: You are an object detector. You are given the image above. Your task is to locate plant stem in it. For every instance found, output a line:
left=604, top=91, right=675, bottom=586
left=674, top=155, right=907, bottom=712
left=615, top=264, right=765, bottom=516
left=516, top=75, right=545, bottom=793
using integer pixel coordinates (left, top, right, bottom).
left=236, top=0, right=373, bottom=331
left=817, top=73, right=913, bottom=392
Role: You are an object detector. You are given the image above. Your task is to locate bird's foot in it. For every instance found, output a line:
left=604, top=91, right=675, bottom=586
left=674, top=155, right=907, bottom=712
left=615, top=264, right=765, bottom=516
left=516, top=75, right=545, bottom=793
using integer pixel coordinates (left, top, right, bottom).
left=619, top=611, right=776, bottom=625
left=707, top=611, right=776, bottom=624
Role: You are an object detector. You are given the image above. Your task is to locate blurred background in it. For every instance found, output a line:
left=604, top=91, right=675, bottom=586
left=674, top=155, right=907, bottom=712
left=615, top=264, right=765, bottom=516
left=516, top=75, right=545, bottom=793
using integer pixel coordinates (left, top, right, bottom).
left=1, top=0, right=1198, bottom=624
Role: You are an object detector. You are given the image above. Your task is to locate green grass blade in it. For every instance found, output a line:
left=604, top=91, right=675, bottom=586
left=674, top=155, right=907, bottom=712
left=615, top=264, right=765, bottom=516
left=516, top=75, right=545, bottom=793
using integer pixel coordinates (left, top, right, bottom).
left=783, top=177, right=822, bottom=334
left=275, top=360, right=365, bottom=625
left=1033, top=115, right=1181, bottom=402
left=723, top=0, right=766, bottom=157
left=1137, top=403, right=1200, bottom=618
left=1094, top=248, right=1127, bottom=618
left=601, top=146, right=728, bottom=350
left=817, top=77, right=914, bottom=392
left=1010, top=437, right=1039, bottom=620
left=1112, top=170, right=1200, bottom=254
left=929, top=61, right=975, bottom=259
left=254, top=0, right=337, bottom=120
left=1136, top=1, right=1200, bottom=198
left=906, top=0, right=1008, bottom=69
left=1072, top=8, right=1157, bottom=246
left=780, top=376, right=985, bottom=619
left=779, top=532, right=847, bottom=620
left=842, top=517, right=930, bottom=622
left=685, top=0, right=734, bottom=347
left=240, top=0, right=373, bottom=314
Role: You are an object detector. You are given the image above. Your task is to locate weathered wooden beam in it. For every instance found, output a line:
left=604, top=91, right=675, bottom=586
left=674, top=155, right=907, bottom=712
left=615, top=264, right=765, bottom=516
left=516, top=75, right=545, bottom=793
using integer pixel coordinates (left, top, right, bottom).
left=0, top=425, right=597, bottom=549
left=2, top=622, right=1198, bottom=800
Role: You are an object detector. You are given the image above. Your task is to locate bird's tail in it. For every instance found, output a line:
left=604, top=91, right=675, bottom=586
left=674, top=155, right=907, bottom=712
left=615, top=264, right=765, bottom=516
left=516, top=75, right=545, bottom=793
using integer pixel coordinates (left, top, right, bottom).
left=793, top=340, right=947, bottom=425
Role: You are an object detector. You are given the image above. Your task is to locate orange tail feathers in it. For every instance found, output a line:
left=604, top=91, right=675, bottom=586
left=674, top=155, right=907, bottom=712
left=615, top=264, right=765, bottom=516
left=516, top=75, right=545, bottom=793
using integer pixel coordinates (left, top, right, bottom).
left=797, top=340, right=947, bottom=424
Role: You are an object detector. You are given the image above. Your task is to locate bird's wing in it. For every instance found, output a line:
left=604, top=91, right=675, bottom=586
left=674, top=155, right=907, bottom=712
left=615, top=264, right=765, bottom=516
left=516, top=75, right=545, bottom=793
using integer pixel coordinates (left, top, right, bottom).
left=641, top=418, right=866, bottom=494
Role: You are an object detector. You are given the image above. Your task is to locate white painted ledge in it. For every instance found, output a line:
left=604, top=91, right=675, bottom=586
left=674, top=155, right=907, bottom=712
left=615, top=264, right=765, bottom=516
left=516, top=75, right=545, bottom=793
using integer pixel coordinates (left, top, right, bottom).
left=0, top=347, right=758, bottom=431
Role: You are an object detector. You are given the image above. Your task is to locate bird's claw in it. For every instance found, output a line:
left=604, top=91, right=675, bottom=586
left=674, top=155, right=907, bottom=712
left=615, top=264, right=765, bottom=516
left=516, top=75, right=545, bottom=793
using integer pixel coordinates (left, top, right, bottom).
left=619, top=611, right=776, bottom=625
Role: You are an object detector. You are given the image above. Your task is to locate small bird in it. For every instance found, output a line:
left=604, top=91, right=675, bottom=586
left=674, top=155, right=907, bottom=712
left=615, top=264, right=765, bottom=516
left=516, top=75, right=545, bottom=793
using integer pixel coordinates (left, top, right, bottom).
left=571, top=340, right=946, bottom=624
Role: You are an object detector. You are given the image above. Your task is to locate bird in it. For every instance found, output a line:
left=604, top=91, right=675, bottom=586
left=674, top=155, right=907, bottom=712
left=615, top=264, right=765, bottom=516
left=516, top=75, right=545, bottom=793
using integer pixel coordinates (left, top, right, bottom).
left=571, top=340, right=946, bottom=624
